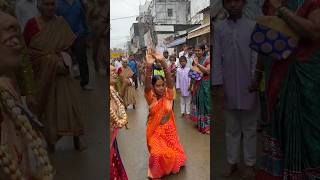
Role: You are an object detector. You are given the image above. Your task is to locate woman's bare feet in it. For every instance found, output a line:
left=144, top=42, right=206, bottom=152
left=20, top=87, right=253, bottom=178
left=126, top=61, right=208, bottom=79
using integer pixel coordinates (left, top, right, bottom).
left=222, top=163, right=238, bottom=177
left=185, top=114, right=191, bottom=120
left=74, top=136, right=87, bottom=151
left=48, top=143, right=55, bottom=153
left=242, top=166, right=255, bottom=179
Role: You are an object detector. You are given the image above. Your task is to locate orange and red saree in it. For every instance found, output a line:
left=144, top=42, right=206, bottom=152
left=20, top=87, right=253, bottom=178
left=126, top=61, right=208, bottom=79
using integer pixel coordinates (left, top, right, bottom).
left=145, top=88, right=186, bottom=179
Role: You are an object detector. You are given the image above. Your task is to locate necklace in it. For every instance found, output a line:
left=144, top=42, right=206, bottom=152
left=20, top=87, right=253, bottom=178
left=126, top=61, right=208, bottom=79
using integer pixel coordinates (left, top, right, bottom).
left=0, top=88, right=54, bottom=180
left=110, top=88, right=128, bottom=129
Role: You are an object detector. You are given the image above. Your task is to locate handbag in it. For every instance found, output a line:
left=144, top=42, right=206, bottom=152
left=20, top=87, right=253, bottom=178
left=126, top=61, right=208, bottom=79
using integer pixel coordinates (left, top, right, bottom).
left=250, top=16, right=299, bottom=60
left=188, top=66, right=203, bottom=81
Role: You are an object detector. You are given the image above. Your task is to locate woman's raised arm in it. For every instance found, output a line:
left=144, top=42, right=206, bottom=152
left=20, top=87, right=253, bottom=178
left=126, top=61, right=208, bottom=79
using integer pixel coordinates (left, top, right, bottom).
left=152, top=52, right=174, bottom=89
left=145, top=49, right=155, bottom=92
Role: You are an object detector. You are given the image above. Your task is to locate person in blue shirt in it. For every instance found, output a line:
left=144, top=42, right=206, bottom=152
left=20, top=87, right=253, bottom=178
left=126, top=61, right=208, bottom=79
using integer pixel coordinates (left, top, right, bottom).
left=56, top=0, right=93, bottom=91
left=128, top=55, right=138, bottom=89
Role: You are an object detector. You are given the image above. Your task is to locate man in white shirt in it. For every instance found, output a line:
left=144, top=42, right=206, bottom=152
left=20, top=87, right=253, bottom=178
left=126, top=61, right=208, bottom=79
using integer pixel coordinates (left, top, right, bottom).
left=185, top=46, right=194, bottom=68
left=163, top=50, right=170, bottom=66
left=178, top=44, right=188, bottom=58
left=213, top=0, right=259, bottom=178
left=15, top=0, right=38, bottom=31
left=114, top=57, right=122, bottom=73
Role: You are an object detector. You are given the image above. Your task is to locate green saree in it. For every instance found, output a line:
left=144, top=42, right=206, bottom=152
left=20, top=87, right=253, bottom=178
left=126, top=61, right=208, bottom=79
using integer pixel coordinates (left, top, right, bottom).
left=256, top=0, right=320, bottom=179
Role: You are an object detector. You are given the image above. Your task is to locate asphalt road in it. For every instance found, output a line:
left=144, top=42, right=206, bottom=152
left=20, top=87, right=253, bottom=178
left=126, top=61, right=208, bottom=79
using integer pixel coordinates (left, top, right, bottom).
left=212, top=88, right=262, bottom=180
left=117, top=87, right=211, bottom=180
left=49, top=66, right=107, bottom=180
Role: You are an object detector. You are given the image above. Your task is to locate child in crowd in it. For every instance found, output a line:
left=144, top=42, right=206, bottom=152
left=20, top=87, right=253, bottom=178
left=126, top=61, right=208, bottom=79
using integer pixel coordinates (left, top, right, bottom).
left=176, top=56, right=191, bottom=118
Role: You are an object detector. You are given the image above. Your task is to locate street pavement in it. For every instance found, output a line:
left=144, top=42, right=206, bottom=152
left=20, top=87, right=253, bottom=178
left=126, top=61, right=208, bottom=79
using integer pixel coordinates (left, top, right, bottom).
left=117, top=87, right=211, bottom=180
left=49, top=65, right=107, bottom=180
left=44, top=75, right=261, bottom=180
left=212, top=88, right=262, bottom=180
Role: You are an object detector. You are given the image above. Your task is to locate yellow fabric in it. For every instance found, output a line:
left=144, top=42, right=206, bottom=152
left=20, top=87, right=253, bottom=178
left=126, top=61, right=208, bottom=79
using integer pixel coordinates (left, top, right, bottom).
left=256, top=16, right=299, bottom=41
left=153, top=69, right=165, bottom=77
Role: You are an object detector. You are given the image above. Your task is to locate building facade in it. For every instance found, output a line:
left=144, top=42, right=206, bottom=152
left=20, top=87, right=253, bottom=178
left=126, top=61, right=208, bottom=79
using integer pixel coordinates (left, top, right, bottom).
left=148, top=0, right=190, bottom=25
left=190, top=0, right=210, bottom=24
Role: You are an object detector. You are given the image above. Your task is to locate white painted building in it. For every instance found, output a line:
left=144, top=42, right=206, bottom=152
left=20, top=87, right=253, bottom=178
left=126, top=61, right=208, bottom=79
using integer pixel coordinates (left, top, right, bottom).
left=147, top=0, right=190, bottom=25
left=190, top=0, right=210, bottom=24
left=138, top=1, right=152, bottom=23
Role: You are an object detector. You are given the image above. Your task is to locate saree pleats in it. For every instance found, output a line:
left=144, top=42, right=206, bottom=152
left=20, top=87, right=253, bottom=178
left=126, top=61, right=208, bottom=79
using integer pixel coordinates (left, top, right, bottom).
left=145, top=89, right=186, bottom=178
left=257, top=52, right=320, bottom=179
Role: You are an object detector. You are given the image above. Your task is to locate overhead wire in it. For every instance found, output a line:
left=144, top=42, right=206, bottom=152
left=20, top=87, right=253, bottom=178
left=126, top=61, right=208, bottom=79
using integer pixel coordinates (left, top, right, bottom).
left=111, top=15, right=138, bottom=21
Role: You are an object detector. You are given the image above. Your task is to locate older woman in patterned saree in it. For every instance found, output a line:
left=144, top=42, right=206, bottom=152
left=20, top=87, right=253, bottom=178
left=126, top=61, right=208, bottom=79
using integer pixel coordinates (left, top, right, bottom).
left=250, top=0, right=320, bottom=179
left=110, top=65, right=128, bottom=180
left=0, top=11, right=53, bottom=180
left=120, top=59, right=137, bottom=109
left=23, top=0, right=86, bottom=152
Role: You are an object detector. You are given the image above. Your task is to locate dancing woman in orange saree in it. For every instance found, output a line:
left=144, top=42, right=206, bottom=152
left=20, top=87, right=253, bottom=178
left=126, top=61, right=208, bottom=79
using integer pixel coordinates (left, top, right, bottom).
left=144, top=49, right=186, bottom=179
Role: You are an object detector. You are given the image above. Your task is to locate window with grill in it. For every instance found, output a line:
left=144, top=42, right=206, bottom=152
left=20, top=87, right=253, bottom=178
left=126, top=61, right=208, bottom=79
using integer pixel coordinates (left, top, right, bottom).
left=168, top=9, right=173, bottom=17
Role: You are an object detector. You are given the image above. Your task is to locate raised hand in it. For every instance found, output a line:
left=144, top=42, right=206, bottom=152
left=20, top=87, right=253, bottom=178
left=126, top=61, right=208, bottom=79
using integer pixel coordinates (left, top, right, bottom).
left=146, top=48, right=155, bottom=65
left=193, top=57, right=199, bottom=66
left=269, top=0, right=282, bottom=9
left=152, top=51, right=165, bottom=63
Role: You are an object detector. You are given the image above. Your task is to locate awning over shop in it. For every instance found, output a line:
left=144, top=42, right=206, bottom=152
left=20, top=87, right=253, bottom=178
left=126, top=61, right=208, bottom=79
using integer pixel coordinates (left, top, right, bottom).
left=187, top=23, right=210, bottom=39
left=166, top=37, right=187, bottom=48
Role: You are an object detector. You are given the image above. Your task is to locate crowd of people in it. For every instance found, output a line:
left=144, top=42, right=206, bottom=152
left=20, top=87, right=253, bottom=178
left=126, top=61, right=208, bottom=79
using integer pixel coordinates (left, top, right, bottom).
left=0, top=0, right=107, bottom=179
left=110, top=43, right=212, bottom=179
left=110, top=0, right=320, bottom=179
left=111, top=43, right=212, bottom=132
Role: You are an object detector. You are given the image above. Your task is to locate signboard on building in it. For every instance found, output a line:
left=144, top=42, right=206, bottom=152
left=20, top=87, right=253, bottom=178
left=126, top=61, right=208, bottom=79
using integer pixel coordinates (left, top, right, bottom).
left=154, top=25, right=174, bottom=32
left=144, top=30, right=155, bottom=49
left=111, top=52, right=125, bottom=59
left=156, top=34, right=173, bottom=52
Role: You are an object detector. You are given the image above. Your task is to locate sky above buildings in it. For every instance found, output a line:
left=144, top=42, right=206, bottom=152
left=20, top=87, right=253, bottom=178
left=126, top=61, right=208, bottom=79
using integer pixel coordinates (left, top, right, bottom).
left=110, top=0, right=147, bottom=49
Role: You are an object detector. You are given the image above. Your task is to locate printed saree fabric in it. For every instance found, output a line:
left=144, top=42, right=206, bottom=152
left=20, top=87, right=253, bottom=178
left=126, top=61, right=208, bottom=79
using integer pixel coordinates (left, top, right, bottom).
left=256, top=0, right=320, bottom=179
left=24, top=16, right=84, bottom=144
left=120, top=67, right=136, bottom=106
left=0, top=78, right=30, bottom=179
left=109, top=87, right=128, bottom=180
left=145, top=88, right=186, bottom=179
left=191, top=56, right=212, bottom=133
left=110, top=138, right=128, bottom=180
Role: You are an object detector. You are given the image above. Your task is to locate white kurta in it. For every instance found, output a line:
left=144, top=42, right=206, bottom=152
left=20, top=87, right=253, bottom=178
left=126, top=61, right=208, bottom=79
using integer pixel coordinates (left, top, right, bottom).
left=15, top=0, right=38, bottom=30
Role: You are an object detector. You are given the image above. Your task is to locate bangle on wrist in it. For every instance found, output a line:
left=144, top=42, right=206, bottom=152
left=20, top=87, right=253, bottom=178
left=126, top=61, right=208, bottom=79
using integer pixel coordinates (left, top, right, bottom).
left=164, top=67, right=170, bottom=73
left=276, top=6, right=285, bottom=17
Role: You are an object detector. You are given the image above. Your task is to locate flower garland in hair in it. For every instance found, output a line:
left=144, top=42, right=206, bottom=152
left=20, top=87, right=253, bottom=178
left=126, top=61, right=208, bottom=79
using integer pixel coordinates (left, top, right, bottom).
left=110, top=87, right=128, bottom=129
left=0, top=88, right=54, bottom=180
